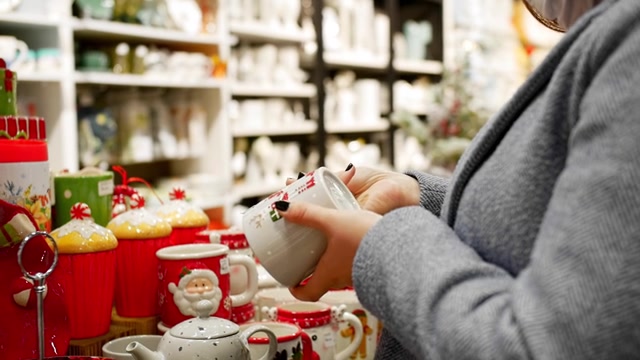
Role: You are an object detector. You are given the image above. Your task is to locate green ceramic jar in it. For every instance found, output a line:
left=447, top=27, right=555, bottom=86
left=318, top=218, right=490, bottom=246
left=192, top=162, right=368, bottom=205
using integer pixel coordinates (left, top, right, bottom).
left=0, top=68, right=17, bottom=116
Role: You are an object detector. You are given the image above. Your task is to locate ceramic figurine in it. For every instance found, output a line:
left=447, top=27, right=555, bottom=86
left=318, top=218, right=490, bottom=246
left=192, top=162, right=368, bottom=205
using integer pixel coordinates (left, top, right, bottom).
left=322, top=7, right=341, bottom=52
left=250, top=136, right=280, bottom=183
left=259, top=0, right=278, bottom=25
left=403, top=20, right=433, bottom=60
left=337, top=0, right=355, bottom=51
left=278, top=0, right=301, bottom=28
left=334, top=71, right=357, bottom=125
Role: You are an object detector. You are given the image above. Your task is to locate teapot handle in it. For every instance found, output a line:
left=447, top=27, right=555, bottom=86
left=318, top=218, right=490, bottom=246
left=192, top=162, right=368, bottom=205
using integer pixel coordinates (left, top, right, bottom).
left=240, top=324, right=277, bottom=360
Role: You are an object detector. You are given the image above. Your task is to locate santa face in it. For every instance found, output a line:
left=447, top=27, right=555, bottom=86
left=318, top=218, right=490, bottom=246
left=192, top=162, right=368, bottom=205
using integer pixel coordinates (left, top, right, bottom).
left=185, top=277, right=214, bottom=294
left=169, top=270, right=223, bottom=317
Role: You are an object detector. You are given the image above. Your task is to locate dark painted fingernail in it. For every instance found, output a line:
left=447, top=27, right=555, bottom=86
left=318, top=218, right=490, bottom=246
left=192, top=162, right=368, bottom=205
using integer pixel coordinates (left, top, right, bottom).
left=345, top=163, right=353, bottom=171
left=297, top=171, right=306, bottom=179
left=274, top=200, right=290, bottom=211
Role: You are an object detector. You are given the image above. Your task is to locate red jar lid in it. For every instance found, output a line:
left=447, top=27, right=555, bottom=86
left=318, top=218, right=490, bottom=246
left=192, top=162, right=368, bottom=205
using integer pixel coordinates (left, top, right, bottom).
left=0, top=139, right=48, bottom=162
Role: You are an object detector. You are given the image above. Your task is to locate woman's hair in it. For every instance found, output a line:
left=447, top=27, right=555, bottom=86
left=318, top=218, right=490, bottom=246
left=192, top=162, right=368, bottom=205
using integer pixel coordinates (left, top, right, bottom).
left=522, top=0, right=566, bottom=32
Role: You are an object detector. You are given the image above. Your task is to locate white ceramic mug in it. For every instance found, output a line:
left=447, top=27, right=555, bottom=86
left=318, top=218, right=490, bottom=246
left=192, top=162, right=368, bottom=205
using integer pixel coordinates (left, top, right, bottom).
left=0, top=36, right=28, bottom=70
left=103, top=335, right=162, bottom=360
left=320, top=290, right=381, bottom=360
left=243, top=167, right=360, bottom=287
left=254, top=287, right=297, bottom=321
left=240, top=321, right=314, bottom=360
left=269, top=301, right=364, bottom=360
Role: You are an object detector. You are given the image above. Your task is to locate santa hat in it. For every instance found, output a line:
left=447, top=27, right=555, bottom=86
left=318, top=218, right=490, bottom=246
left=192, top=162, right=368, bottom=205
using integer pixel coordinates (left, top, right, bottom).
left=176, top=266, right=220, bottom=290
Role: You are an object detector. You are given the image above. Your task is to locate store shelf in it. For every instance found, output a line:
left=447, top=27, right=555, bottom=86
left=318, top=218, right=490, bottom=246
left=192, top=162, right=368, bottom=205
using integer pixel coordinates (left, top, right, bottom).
left=393, top=59, right=444, bottom=75
left=229, top=21, right=313, bottom=43
left=18, top=73, right=64, bottom=82
left=232, top=121, right=317, bottom=137
left=230, top=83, right=316, bottom=98
left=72, top=18, right=224, bottom=45
left=323, top=52, right=388, bottom=70
left=233, top=181, right=282, bottom=200
left=325, top=119, right=390, bottom=134
left=75, top=72, right=226, bottom=89
left=0, top=13, right=60, bottom=28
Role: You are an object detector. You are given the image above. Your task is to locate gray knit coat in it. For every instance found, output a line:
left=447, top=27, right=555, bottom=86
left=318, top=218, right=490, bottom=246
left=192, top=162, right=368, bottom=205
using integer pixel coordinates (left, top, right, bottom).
left=352, top=0, right=640, bottom=358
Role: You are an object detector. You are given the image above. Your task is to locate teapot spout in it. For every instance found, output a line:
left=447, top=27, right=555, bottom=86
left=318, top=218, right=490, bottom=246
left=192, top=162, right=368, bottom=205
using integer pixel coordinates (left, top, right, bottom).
left=126, top=340, right=164, bottom=360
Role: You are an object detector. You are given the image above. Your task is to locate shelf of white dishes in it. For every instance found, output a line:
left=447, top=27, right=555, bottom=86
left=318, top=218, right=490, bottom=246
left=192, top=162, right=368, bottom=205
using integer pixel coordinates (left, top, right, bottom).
left=231, top=121, right=317, bottom=137
left=229, top=21, right=313, bottom=43
left=18, top=73, right=64, bottom=82
left=325, top=119, right=390, bottom=134
left=233, top=181, right=282, bottom=200
left=0, top=13, right=60, bottom=28
left=323, top=52, right=389, bottom=70
left=71, top=18, right=224, bottom=46
left=75, top=71, right=227, bottom=89
left=393, top=59, right=444, bottom=75
left=230, top=82, right=316, bottom=98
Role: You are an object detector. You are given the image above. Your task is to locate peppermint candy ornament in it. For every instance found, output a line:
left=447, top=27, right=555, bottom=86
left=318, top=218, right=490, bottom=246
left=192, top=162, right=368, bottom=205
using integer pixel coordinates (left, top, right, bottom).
left=70, top=202, right=92, bottom=220
left=12, top=276, right=47, bottom=308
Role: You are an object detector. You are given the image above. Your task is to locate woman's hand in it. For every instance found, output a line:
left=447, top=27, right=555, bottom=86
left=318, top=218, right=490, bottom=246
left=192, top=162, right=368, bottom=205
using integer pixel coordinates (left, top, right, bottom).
left=273, top=200, right=382, bottom=301
left=289, top=164, right=421, bottom=215
left=339, top=165, right=421, bottom=214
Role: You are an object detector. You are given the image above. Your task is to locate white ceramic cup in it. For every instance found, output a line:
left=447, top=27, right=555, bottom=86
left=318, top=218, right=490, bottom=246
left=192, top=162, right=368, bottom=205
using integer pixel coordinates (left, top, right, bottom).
left=320, top=290, right=381, bottom=360
left=240, top=321, right=314, bottom=360
left=243, top=167, right=360, bottom=287
left=103, top=335, right=162, bottom=360
left=254, top=287, right=297, bottom=321
left=0, top=35, right=28, bottom=70
left=269, top=301, right=364, bottom=360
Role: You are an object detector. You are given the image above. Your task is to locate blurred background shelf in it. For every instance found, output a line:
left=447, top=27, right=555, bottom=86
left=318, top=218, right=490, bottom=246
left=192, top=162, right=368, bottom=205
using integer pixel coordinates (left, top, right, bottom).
left=231, top=121, right=317, bottom=137
left=75, top=72, right=226, bottom=88
left=0, top=13, right=59, bottom=28
left=230, top=83, right=316, bottom=97
left=72, top=18, right=224, bottom=45
left=325, top=119, right=390, bottom=134
left=394, top=59, right=444, bottom=75
left=230, top=21, right=313, bottom=43
left=18, top=73, right=64, bottom=82
left=323, top=52, right=389, bottom=70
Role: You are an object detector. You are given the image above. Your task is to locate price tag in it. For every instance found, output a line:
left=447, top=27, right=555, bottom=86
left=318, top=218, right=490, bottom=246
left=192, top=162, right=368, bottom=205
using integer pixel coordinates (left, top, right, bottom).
left=98, top=179, right=114, bottom=196
left=220, top=257, right=230, bottom=274
left=324, top=332, right=335, bottom=348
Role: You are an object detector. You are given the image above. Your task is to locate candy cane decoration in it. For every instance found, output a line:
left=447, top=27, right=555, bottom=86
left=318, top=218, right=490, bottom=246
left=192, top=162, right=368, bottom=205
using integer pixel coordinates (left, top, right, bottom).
left=12, top=276, right=47, bottom=308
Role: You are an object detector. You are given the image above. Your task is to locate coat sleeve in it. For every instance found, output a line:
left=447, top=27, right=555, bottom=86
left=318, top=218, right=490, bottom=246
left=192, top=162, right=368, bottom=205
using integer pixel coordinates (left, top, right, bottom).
left=353, top=14, right=640, bottom=360
left=404, top=170, right=449, bottom=217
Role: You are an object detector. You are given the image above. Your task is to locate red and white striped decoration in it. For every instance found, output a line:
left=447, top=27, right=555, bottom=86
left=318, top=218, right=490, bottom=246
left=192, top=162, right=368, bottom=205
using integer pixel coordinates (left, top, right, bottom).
left=0, top=116, right=46, bottom=140
left=12, top=276, right=47, bottom=308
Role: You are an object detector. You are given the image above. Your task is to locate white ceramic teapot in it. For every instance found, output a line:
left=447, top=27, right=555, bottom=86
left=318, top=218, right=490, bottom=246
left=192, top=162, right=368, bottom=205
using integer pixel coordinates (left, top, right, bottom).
left=126, top=299, right=277, bottom=360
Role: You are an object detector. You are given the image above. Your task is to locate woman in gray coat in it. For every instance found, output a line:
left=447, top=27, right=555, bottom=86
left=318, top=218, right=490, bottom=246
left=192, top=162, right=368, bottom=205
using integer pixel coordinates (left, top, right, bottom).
left=274, top=0, right=640, bottom=358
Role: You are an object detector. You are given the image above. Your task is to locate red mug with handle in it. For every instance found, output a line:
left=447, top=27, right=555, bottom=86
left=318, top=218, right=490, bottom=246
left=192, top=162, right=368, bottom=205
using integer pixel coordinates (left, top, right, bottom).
left=156, top=243, right=258, bottom=328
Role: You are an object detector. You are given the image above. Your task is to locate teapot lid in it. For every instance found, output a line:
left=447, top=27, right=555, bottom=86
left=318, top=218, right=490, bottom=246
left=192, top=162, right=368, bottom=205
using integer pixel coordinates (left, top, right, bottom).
left=169, top=300, right=240, bottom=340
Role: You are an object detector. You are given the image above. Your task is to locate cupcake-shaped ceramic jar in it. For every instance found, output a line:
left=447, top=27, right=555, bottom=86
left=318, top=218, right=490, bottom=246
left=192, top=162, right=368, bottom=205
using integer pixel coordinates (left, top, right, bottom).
left=108, top=206, right=172, bottom=318
left=50, top=202, right=117, bottom=339
left=154, top=187, right=209, bottom=245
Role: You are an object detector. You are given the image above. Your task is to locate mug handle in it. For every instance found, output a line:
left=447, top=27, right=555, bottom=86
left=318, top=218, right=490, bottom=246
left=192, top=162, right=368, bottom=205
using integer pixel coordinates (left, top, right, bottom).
left=11, top=39, right=28, bottom=70
left=335, top=311, right=364, bottom=360
left=299, top=329, right=314, bottom=360
left=227, top=253, right=258, bottom=306
left=240, top=324, right=278, bottom=360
